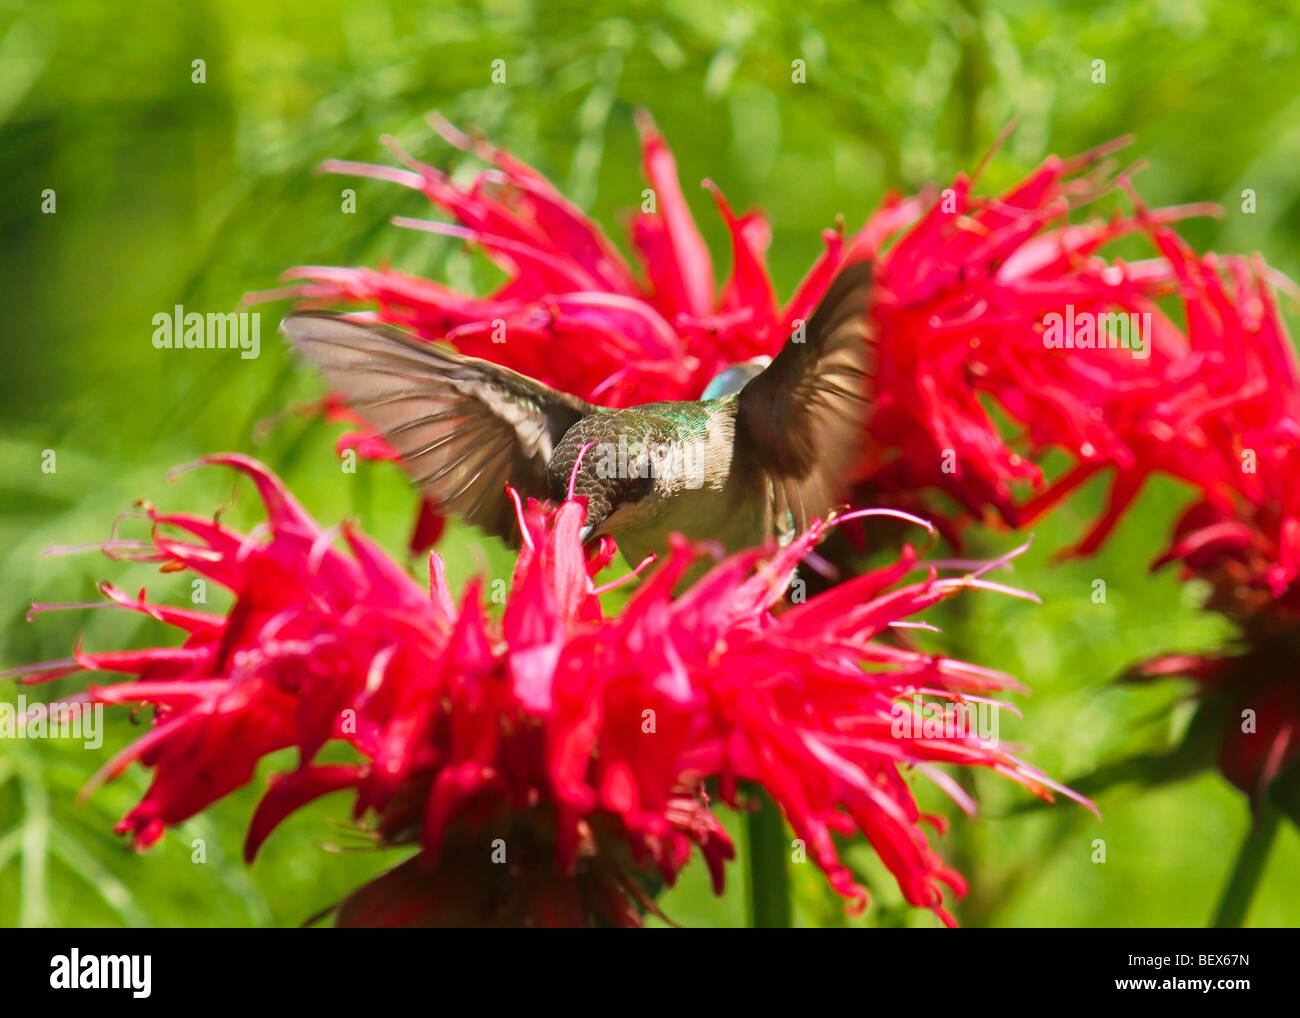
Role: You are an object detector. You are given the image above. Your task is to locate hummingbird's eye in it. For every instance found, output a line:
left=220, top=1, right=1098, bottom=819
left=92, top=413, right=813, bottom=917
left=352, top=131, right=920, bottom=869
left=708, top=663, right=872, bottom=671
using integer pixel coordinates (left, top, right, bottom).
left=614, top=452, right=655, bottom=506
left=622, top=466, right=654, bottom=503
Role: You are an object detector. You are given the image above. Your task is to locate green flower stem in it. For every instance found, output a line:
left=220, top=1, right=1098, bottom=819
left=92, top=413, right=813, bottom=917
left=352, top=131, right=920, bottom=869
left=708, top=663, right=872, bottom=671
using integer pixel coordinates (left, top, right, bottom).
left=1211, top=799, right=1281, bottom=928
left=745, top=786, right=792, bottom=928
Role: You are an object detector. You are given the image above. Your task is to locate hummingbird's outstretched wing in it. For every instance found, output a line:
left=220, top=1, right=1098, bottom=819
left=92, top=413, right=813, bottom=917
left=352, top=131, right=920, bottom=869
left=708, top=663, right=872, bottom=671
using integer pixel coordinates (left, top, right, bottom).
left=736, top=260, right=875, bottom=537
left=282, top=312, right=594, bottom=543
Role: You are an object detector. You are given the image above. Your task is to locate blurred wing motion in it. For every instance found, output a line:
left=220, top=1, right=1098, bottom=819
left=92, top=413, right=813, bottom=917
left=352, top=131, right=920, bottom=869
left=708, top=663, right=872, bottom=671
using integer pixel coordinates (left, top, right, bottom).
left=282, top=312, right=594, bottom=542
left=736, top=261, right=876, bottom=536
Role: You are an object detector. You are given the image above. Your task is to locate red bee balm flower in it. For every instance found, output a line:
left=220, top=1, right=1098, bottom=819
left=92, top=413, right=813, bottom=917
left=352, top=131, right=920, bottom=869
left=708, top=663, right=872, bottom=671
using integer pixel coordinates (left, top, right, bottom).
left=10, top=455, right=1089, bottom=926
left=1113, top=227, right=1300, bottom=799
left=254, top=116, right=1210, bottom=549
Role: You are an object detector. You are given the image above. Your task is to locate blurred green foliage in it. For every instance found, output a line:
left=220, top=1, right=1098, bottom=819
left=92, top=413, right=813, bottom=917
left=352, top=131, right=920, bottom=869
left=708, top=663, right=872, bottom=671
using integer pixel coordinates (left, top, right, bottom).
left=2, top=0, right=1298, bottom=927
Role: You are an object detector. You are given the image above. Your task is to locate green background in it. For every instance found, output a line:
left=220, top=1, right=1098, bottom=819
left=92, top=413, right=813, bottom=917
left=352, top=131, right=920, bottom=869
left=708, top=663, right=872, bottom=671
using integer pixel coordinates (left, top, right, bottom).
left=2, top=0, right=1298, bottom=927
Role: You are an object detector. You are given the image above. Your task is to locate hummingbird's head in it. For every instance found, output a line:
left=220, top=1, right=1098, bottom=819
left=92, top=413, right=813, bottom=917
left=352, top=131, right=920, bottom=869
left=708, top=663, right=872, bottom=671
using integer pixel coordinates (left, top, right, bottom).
left=547, top=409, right=697, bottom=544
left=549, top=433, right=655, bottom=544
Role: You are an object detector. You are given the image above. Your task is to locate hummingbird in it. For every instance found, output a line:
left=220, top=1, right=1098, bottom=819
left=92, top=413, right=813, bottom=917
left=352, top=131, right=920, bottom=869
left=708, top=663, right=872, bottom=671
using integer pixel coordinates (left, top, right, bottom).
left=280, top=261, right=874, bottom=566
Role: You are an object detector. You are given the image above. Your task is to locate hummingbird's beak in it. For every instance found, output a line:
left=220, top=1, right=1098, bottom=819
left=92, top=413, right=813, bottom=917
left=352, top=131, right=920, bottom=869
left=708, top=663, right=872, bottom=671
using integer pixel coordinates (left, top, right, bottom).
left=579, top=524, right=595, bottom=544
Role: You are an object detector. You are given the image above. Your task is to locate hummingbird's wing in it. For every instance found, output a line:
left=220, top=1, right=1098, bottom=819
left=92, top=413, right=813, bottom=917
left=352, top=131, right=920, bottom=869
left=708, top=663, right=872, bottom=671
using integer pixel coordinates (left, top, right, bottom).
left=735, top=261, right=875, bottom=537
left=282, top=312, right=594, bottom=543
